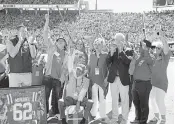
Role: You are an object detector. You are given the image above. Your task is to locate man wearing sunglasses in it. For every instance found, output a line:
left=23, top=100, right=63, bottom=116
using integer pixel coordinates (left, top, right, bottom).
left=149, top=29, right=171, bottom=124
left=131, top=39, right=154, bottom=124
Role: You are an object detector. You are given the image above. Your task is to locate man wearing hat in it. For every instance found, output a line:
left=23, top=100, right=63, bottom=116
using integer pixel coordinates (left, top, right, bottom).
left=6, top=24, right=36, bottom=87
left=43, top=14, right=68, bottom=118
left=130, top=39, right=154, bottom=124
left=107, top=33, right=131, bottom=124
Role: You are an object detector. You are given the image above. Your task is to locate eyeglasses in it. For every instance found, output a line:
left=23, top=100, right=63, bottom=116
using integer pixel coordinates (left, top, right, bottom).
left=156, top=47, right=161, bottom=50
left=151, top=46, right=161, bottom=50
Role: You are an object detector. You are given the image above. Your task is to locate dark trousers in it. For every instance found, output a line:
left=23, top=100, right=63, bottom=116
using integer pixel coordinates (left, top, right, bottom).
left=58, top=96, right=93, bottom=120
left=132, top=80, right=152, bottom=124
left=129, top=83, right=132, bottom=108
left=129, top=75, right=134, bottom=108
left=0, top=75, right=9, bottom=88
left=42, top=76, right=61, bottom=114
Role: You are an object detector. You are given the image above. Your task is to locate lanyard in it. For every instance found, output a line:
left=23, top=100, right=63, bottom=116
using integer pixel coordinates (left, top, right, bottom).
left=76, top=78, right=83, bottom=88
left=95, top=53, right=101, bottom=67
left=96, top=58, right=99, bottom=67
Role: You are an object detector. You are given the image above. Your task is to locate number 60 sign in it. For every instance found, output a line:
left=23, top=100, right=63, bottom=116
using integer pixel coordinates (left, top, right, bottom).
left=0, top=86, right=47, bottom=124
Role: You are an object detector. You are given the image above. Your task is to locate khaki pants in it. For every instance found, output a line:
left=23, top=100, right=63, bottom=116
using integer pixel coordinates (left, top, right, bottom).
left=91, top=83, right=107, bottom=118
left=58, top=96, right=93, bottom=120
left=110, top=77, right=129, bottom=121
left=9, top=73, right=32, bottom=87
left=150, top=86, right=166, bottom=115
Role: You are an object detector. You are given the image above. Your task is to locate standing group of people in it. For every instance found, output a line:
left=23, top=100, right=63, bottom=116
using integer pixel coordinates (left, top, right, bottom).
left=0, top=13, right=171, bottom=124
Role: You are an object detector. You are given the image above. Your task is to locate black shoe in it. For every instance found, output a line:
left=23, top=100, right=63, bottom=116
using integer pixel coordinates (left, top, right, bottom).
left=80, top=118, right=86, bottom=124
left=130, top=120, right=140, bottom=124
left=89, top=115, right=95, bottom=122
left=61, top=118, right=67, bottom=124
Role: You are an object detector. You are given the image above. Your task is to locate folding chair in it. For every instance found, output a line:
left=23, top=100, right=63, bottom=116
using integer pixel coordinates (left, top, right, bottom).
left=58, top=80, right=91, bottom=124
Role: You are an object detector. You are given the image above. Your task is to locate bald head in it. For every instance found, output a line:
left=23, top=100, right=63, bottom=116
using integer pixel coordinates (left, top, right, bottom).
left=114, top=33, right=125, bottom=42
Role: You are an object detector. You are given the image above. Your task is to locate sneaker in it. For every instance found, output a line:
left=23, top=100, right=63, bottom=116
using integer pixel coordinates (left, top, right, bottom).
left=118, top=114, right=123, bottom=122
left=148, top=117, right=159, bottom=123
left=159, top=119, right=166, bottom=124
left=53, top=114, right=60, bottom=120
left=80, top=118, right=86, bottom=124
left=47, top=109, right=55, bottom=118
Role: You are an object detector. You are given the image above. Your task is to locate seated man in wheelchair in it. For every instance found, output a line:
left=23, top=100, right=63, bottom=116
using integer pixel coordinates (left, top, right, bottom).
left=58, top=39, right=94, bottom=124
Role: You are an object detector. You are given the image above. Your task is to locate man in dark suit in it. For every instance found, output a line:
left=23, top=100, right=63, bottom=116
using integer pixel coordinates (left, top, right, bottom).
left=107, top=33, right=131, bottom=124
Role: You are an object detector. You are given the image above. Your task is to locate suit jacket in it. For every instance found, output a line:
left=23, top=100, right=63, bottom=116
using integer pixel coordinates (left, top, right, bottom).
left=107, top=48, right=132, bottom=86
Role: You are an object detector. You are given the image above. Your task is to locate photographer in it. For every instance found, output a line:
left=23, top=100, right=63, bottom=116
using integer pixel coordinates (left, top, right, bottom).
left=131, top=39, right=154, bottom=124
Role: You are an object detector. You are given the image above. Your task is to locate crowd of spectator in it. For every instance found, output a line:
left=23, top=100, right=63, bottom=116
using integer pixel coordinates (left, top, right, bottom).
left=0, top=9, right=174, bottom=53
left=0, top=0, right=79, bottom=4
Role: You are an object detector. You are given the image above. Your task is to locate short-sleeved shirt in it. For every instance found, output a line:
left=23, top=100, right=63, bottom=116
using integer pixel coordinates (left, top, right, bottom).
left=151, top=51, right=171, bottom=92
left=133, top=54, right=153, bottom=81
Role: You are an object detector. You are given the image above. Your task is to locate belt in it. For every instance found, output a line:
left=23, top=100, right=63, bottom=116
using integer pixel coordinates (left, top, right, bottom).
left=134, top=80, right=151, bottom=83
left=44, top=75, right=61, bottom=81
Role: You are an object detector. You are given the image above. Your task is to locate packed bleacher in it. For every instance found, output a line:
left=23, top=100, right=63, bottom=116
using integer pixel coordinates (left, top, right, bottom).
left=0, top=0, right=79, bottom=4
left=0, top=9, right=174, bottom=52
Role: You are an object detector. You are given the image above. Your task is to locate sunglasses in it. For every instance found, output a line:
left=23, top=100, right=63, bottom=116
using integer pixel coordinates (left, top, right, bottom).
left=156, top=47, right=161, bottom=50
left=151, top=46, right=161, bottom=50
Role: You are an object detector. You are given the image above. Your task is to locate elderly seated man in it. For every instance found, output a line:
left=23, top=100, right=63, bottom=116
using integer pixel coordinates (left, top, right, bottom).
left=58, top=41, right=94, bottom=124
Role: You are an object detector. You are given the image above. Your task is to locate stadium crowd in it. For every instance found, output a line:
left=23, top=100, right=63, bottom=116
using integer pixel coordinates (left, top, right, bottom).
left=0, top=8, right=174, bottom=124
left=0, top=10, right=173, bottom=52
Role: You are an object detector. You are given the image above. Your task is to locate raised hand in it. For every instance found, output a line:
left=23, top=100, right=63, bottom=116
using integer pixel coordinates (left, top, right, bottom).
left=126, top=33, right=129, bottom=42
left=19, top=32, right=24, bottom=45
left=45, top=13, right=49, bottom=22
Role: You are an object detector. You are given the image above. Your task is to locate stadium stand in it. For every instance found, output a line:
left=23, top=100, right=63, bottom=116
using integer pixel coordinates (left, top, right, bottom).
left=0, top=9, right=173, bottom=52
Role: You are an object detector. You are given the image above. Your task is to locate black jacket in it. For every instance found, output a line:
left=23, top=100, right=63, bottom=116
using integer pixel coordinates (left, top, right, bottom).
left=107, top=48, right=132, bottom=86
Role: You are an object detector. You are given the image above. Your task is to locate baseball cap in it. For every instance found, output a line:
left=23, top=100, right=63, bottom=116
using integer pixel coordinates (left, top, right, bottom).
left=152, top=41, right=163, bottom=49
left=17, top=23, right=25, bottom=29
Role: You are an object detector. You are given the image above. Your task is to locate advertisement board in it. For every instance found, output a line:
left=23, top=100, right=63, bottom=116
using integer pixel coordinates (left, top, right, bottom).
left=153, top=0, right=174, bottom=7
left=0, top=86, right=47, bottom=124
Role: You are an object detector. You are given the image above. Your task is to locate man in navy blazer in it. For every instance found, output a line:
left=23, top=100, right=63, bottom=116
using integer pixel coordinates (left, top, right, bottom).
left=107, top=33, right=132, bottom=124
